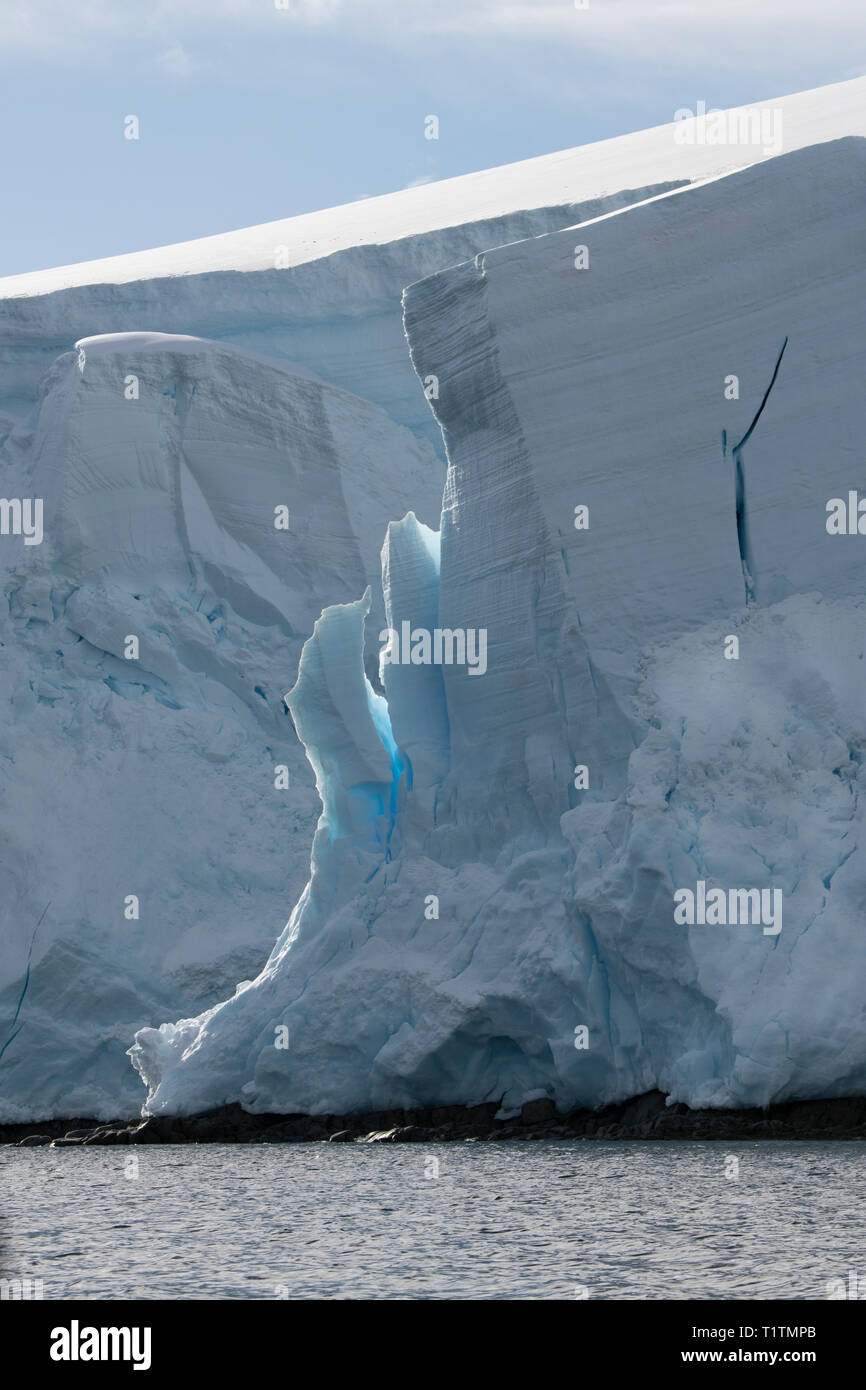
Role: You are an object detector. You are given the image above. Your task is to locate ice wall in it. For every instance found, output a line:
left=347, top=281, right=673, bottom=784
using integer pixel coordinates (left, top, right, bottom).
left=132, top=138, right=866, bottom=1118
left=0, top=197, right=683, bottom=454
left=5, top=75, right=866, bottom=448
left=0, top=334, right=440, bottom=1120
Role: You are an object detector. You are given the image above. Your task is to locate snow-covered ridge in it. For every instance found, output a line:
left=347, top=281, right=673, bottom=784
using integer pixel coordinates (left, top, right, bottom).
left=0, top=197, right=681, bottom=450
left=3, top=76, right=865, bottom=447
left=3, top=76, right=865, bottom=297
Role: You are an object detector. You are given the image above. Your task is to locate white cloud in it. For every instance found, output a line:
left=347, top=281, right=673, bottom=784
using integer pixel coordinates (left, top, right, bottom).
left=273, top=0, right=342, bottom=20
left=0, top=0, right=864, bottom=73
left=156, top=44, right=197, bottom=78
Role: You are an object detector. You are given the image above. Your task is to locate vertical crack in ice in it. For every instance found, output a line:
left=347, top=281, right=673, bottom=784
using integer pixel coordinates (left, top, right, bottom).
left=730, top=337, right=789, bottom=605
left=0, top=902, right=50, bottom=1063
left=734, top=450, right=754, bottom=603
left=732, top=338, right=789, bottom=457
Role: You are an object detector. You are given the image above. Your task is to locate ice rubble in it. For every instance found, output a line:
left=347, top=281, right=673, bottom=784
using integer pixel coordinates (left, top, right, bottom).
left=4, top=78, right=866, bottom=1121
left=132, top=133, right=866, bottom=1118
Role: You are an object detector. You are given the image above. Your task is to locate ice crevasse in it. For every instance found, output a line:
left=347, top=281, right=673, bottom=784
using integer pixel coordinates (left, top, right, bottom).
left=133, top=135, right=866, bottom=1118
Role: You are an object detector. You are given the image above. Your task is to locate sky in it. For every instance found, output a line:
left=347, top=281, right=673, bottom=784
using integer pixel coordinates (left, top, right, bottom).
left=1, top=0, right=865, bottom=277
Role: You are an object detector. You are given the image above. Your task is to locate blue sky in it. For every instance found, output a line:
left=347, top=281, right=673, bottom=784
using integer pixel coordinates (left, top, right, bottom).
left=1, top=0, right=864, bottom=277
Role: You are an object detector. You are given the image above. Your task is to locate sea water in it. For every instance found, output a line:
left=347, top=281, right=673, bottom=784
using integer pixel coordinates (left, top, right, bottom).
left=1, top=1140, right=863, bottom=1300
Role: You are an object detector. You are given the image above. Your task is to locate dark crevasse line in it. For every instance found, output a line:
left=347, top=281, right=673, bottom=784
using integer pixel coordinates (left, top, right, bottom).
left=732, top=337, right=790, bottom=457
left=0, top=902, right=50, bottom=1063
left=730, top=336, right=789, bottom=604
left=734, top=448, right=756, bottom=603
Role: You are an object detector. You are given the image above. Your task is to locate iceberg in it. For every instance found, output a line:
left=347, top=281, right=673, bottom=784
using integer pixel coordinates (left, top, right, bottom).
left=132, top=129, right=866, bottom=1120
left=4, top=76, right=866, bottom=1121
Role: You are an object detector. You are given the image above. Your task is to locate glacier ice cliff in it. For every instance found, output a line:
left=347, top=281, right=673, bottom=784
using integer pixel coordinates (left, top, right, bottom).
left=0, top=197, right=685, bottom=461
left=132, top=135, right=866, bottom=1118
left=5, top=76, right=866, bottom=452
left=4, top=79, right=866, bottom=1121
left=0, top=333, right=439, bottom=1119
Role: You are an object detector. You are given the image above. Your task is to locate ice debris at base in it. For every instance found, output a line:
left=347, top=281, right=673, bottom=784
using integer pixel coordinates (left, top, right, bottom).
left=4, top=79, right=866, bottom=1120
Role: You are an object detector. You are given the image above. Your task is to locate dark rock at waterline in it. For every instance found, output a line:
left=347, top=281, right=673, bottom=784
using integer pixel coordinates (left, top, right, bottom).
left=0, top=1115, right=102, bottom=1146
left=521, top=1097, right=558, bottom=1125
left=5, top=1091, right=866, bottom=1148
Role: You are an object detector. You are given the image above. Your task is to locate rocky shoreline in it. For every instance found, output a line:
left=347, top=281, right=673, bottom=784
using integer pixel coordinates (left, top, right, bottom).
left=4, top=1090, right=866, bottom=1147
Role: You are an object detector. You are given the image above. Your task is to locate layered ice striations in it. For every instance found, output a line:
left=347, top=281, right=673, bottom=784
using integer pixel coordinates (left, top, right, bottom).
left=0, top=195, right=686, bottom=457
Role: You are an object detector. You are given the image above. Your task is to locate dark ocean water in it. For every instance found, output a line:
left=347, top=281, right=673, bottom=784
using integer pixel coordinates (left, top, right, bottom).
left=1, top=1140, right=864, bottom=1300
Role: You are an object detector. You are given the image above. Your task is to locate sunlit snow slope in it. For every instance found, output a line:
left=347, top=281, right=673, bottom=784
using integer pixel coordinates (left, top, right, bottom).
left=3, top=76, right=865, bottom=446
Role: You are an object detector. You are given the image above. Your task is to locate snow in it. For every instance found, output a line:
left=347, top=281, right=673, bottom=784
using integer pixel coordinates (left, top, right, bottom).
left=4, top=75, right=866, bottom=450
left=3, top=77, right=865, bottom=298
left=3, top=78, right=866, bottom=1121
